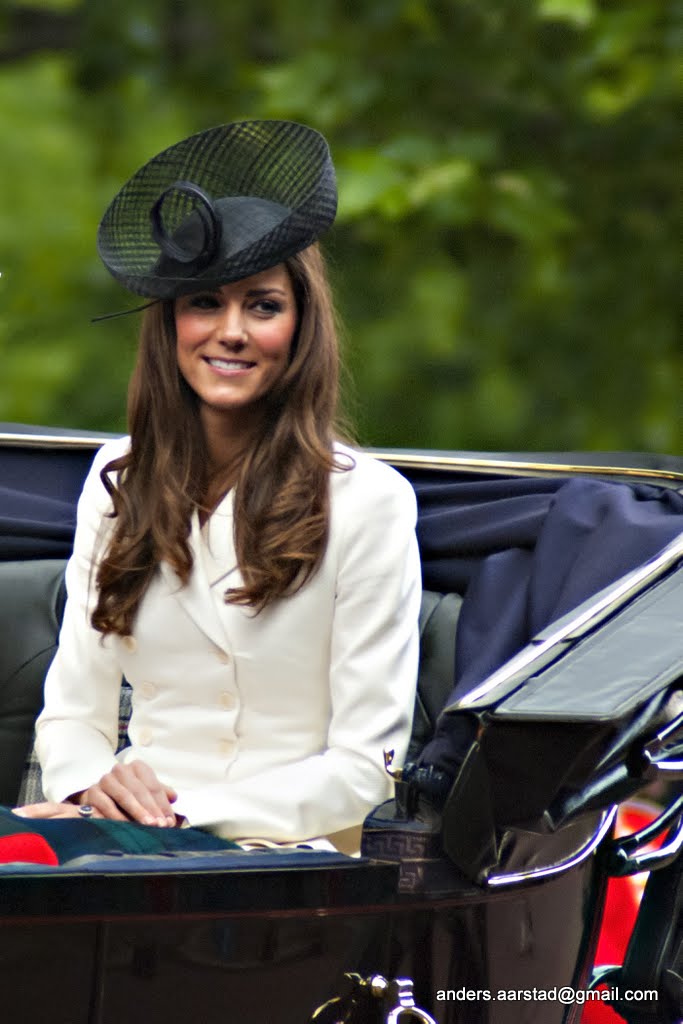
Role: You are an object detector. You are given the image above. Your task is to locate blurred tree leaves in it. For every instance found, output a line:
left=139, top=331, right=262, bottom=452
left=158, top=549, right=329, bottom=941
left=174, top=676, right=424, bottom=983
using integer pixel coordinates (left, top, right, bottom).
left=0, top=0, right=680, bottom=451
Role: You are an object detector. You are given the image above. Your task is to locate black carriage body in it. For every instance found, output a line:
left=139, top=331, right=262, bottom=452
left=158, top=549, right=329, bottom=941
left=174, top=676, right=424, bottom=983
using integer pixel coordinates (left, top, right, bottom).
left=1, top=426, right=682, bottom=1024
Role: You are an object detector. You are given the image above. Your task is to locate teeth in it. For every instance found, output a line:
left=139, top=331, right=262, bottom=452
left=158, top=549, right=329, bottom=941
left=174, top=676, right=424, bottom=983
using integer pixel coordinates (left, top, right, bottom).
left=207, top=358, right=253, bottom=370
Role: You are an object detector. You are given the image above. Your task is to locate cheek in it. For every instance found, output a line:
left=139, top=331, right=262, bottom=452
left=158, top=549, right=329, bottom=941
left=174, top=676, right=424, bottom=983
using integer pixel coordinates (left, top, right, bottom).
left=174, top=313, right=206, bottom=349
left=257, top=317, right=297, bottom=360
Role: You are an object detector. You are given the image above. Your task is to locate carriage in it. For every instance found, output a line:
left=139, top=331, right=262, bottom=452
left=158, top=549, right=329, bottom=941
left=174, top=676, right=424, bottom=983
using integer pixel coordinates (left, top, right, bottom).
left=1, top=424, right=682, bottom=1024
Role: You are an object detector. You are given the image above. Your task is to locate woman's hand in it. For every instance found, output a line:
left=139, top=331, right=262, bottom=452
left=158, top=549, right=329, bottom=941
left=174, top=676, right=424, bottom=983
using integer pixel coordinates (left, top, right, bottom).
left=79, top=760, right=179, bottom=827
left=16, top=762, right=178, bottom=826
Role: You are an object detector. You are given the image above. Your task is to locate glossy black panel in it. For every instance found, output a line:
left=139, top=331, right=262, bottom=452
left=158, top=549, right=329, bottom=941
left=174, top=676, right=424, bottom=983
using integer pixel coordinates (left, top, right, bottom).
left=0, top=856, right=599, bottom=1024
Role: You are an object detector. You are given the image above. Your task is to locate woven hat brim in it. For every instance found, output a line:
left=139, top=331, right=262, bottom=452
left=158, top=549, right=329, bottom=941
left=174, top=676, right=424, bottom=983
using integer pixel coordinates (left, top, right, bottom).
left=97, top=121, right=337, bottom=299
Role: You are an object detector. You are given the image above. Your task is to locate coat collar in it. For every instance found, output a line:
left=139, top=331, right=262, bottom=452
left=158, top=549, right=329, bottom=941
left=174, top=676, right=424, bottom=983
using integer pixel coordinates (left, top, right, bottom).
left=159, top=490, right=242, bottom=650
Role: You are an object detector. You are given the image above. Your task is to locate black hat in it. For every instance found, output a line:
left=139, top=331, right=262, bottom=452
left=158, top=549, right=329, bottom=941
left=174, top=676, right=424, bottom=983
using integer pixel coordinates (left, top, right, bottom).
left=97, top=120, right=337, bottom=300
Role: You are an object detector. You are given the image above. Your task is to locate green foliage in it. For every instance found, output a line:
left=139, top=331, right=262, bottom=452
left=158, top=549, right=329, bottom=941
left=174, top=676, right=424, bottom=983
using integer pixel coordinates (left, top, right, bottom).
left=0, top=0, right=680, bottom=451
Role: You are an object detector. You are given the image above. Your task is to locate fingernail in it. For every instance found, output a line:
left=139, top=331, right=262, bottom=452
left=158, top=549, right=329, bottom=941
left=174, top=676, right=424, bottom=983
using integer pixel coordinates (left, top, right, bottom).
left=156, top=817, right=167, bottom=828
left=143, top=815, right=156, bottom=826
left=166, top=815, right=176, bottom=827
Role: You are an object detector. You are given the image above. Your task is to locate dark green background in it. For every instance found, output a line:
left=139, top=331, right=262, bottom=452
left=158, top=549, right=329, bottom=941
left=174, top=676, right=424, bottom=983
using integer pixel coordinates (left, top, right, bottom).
left=0, top=0, right=680, bottom=452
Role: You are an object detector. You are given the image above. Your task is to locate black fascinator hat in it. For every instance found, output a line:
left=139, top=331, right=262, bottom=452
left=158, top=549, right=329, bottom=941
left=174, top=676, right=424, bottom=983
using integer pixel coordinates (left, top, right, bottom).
left=97, top=120, right=337, bottom=300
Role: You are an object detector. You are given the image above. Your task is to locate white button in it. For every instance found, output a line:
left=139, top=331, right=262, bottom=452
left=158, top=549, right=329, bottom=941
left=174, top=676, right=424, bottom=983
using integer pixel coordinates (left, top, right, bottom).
left=139, top=728, right=153, bottom=746
left=141, top=682, right=157, bottom=700
left=215, top=648, right=231, bottom=664
left=123, top=635, right=137, bottom=653
left=218, top=739, right=235, bottom=757
left=220, top=691, right=236, bottom=711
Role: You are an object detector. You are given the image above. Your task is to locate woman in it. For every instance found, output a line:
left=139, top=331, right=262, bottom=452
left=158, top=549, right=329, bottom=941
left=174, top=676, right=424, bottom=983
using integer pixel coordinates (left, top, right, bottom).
left=17, top=120, right=421, bottom=854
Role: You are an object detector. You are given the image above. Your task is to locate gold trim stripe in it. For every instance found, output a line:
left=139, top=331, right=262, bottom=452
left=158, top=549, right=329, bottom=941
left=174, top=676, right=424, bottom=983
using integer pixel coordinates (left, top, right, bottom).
left=1, top=433, right=681, bottom=486
left=0, top=432, right=111, bottom=450
left=371, top=451, right=683, bottom=485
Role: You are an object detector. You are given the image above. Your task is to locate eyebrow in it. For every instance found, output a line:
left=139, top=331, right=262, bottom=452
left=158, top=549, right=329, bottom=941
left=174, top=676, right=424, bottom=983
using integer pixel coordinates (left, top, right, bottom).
left=245, top=287, right=288, bottom=297
left=185, top=285, right=288, bottom=301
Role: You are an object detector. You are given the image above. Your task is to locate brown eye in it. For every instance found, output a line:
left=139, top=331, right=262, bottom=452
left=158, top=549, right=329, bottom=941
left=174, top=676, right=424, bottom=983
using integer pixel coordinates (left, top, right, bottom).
left=253, top=300, right=283, bottom=315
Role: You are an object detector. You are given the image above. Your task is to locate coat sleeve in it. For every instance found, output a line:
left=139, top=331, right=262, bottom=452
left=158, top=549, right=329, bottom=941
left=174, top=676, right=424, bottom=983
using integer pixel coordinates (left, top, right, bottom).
left=172, top=461, right=422, bottom=845
left=35, top=439, right=128, bottom=802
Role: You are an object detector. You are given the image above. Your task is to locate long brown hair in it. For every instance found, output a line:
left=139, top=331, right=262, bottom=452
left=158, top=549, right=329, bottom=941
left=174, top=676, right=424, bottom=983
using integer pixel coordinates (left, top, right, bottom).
left=91, top=244, right=347, bottom=636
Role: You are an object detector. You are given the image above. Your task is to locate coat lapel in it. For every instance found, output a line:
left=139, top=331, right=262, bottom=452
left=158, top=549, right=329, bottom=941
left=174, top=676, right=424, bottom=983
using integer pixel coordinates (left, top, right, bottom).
left=200, top=490, right=240, bottom=587
left=159, top=491, right=241, bottom=651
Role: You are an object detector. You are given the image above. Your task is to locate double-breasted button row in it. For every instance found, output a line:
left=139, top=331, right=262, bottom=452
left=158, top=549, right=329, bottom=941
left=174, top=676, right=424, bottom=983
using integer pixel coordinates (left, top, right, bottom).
left=134, top=728, right=235, bottom=755
left=135, top=682, right=236, bottom=712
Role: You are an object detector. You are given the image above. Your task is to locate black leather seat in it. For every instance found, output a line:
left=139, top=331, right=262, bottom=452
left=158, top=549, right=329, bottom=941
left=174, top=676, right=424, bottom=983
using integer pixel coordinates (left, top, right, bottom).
left=0, top=559, right=67, bottom=805
left=409, top=590, right=461, bottom=761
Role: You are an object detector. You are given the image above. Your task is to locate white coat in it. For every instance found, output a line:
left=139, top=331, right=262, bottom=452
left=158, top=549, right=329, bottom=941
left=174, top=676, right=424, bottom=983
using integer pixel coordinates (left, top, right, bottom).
left=36, top=436, right=421, bottom=851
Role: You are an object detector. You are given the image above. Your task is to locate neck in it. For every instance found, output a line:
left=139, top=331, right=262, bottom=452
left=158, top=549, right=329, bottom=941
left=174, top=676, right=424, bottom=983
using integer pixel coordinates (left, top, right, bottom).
left=198, top=405, right=264, bottom=521
left=200, top=404, right=262, bottom=471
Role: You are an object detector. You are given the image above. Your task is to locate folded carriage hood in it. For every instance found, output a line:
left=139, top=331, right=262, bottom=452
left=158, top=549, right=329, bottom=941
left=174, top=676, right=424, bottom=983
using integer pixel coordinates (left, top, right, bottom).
left=439, top=534, right=683, bottom=882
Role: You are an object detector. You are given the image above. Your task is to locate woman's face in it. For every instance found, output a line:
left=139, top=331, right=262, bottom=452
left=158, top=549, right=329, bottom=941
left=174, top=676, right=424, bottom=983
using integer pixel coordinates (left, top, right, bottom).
left=174, top=264, right=297, bottom=429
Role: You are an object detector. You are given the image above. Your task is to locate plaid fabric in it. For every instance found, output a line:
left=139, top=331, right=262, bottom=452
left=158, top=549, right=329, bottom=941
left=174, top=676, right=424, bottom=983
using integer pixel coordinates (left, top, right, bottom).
left=17, top=682, right=133, bottom=806
left=0, top=806, right=235, bottom=864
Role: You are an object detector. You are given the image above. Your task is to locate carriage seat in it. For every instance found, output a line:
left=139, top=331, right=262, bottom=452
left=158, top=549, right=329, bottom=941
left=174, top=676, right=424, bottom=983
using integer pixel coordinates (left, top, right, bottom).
left=0, top=558, right=462, bottom=807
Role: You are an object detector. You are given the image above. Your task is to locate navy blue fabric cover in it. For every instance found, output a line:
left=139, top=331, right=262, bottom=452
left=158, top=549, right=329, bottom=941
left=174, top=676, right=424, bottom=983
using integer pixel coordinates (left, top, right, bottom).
left=0, top=487, right=76, bottom=559
left=415, top=476, right=683, bottom=772
left=0, top=848, right=351, bottom=875
left=0, top=443, right=93, bottom=559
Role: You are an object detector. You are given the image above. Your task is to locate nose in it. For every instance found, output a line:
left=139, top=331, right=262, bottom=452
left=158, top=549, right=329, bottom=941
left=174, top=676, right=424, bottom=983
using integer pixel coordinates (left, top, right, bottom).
left=215, top=303, right=247, bottom=346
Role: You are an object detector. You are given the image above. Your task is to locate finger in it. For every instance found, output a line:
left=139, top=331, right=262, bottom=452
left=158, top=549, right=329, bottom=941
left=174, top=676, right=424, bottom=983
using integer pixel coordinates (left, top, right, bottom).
left=96, top=774, right=163, bottom=825
left=81, top=787, right=132, bottom=823
left=13, top=802, right=92, bottom=820
left=98, top=764, right=174, bottom=826
left=13, top=802, right=64, bottom=818
left=126, top=762, right=178, bottom=824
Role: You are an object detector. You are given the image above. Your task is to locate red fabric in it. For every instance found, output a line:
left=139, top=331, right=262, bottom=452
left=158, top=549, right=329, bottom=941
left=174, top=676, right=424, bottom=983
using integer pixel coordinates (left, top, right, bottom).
left=0, top=832, right=59, bottom=866
left=582, top=802, right=661, bottom=1024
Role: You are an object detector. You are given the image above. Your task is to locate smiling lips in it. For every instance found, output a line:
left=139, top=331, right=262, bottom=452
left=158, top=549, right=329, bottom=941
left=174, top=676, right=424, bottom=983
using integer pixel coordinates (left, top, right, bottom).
left=206, top=357, right=256, bottom=372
